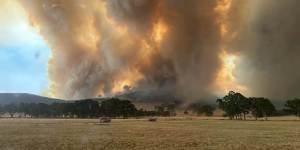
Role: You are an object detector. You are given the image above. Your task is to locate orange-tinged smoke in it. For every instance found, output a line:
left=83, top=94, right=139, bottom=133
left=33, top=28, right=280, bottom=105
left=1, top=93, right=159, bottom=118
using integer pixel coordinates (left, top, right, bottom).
left=213, top=0, right=247, bottom=95
left=215, top=51, right=247, bottom=95
left=152, top=20, right=168, bottom=44
left=215, top=0, right=232, bottom=38
left=19, top=0, right=300, bottom=101
left=110, top=69, right=144, bottom=95
left=20, top=0, right=248, bottom=101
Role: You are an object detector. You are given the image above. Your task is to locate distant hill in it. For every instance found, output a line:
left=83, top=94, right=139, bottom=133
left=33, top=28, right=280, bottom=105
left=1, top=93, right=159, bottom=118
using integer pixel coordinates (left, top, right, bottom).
left=0, top=93, right=65, bottom=105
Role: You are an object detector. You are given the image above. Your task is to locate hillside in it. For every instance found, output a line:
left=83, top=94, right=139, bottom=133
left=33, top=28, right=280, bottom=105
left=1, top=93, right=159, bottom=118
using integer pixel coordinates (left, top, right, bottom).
left=0, top=93, right=64, bottom=105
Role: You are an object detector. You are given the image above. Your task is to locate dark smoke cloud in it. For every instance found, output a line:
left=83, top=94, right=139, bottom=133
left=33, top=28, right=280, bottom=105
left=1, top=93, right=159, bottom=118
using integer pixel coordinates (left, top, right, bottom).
left=231, top=0, right=300, bottom=99
left=161, top=0, right=222, bottom=100
left=106, top=0, right=161, bottom=34
left=107, top=0, right=224, bottom=100
left=105, top=0, right=176, bottom=89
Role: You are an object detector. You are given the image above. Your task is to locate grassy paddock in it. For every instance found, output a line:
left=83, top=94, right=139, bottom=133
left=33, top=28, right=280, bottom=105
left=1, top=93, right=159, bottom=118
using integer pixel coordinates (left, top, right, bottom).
left=0, top=117, right=300, bottom=150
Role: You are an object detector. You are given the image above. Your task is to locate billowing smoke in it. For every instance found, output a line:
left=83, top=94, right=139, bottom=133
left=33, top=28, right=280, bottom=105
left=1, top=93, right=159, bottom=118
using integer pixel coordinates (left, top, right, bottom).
left=20, top=0, right=300, bottom=101
left=20, top=0, right=232, bottom=100
left=230, top=0, right=300, bottom=100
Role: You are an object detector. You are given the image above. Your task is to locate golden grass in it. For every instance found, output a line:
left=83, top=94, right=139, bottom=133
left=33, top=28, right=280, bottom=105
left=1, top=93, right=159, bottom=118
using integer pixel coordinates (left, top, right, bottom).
left=0, top=117, right=300, bottom=150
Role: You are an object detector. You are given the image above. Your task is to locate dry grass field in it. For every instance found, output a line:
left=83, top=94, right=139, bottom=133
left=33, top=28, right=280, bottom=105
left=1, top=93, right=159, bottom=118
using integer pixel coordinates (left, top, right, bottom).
left=1, top=117, right=300, bottom=150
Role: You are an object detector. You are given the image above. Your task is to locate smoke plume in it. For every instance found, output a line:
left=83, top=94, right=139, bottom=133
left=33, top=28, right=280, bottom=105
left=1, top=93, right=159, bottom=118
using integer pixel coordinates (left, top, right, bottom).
left=20, top=0, right=300, bottom=101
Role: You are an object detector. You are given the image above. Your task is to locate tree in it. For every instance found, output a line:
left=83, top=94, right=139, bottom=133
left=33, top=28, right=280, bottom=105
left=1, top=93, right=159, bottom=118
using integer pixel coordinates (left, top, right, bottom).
left=201, top=105, right=214, bottom=116
left=18, top=103, right=32, bottom=117
left=217, top=91, right=250, bottom=120
left=4, top=103, right=18, bottom=118
left=188, top=102, right=202, bottom=115
left=136, top=109, right=157, bottom=117
left=188, top=102, right=214, bottom=116
left=165, top=103, right=177, bottom=116
left=154, top=104, right=171, bottom=117
left=100, top=98, right=137, bottom=118
left=284, top=98, right=300, bottom=117
left=49, top=103, right=64, bottom=117
left=62, top=103, right=76, bottom=118
left=0, top=105, right=3, bottom=116
left=73, top=100, right=100, bottom=118
left=249, top=97, right=276, bottom=120
left=119, top=100, right=137, bottom=118
left=28, top=103, right=48, bottom=118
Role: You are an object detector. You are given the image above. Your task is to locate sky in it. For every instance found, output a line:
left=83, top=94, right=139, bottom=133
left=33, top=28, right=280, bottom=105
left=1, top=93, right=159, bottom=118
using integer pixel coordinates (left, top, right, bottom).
left=0, top=0, right=50, bottom=94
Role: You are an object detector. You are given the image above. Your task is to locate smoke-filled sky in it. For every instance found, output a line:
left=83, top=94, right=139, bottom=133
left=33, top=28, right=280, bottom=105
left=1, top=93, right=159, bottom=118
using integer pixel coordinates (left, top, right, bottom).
left=1, top=0, right=300, bottom=101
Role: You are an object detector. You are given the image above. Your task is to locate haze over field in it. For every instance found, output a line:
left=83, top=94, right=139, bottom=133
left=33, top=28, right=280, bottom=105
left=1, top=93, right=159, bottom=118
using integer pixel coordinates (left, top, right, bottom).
left=1, top=0, right=300, bottom=102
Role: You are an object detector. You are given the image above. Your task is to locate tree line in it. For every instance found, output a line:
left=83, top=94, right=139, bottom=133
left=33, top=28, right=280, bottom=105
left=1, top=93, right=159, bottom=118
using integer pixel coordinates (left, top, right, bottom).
left=1, top=91, right=300, bottom=119
left=0, top=98, right=178, bottom=118
left=217, top=91, right=300, bottom=120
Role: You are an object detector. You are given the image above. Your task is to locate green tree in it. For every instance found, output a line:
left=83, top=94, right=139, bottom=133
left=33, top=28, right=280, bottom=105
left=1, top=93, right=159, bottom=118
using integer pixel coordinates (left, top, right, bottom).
left=217, top=91, right=250, bottom=120
left=73, top=100, right=100, bottom=118
left=100, top=98, right=137, bottom=118
left=119, top=100, right=137, bottom=118
left=284, top=98, right=300, bottom=117
left=249, top=97, right=276, bottom=120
